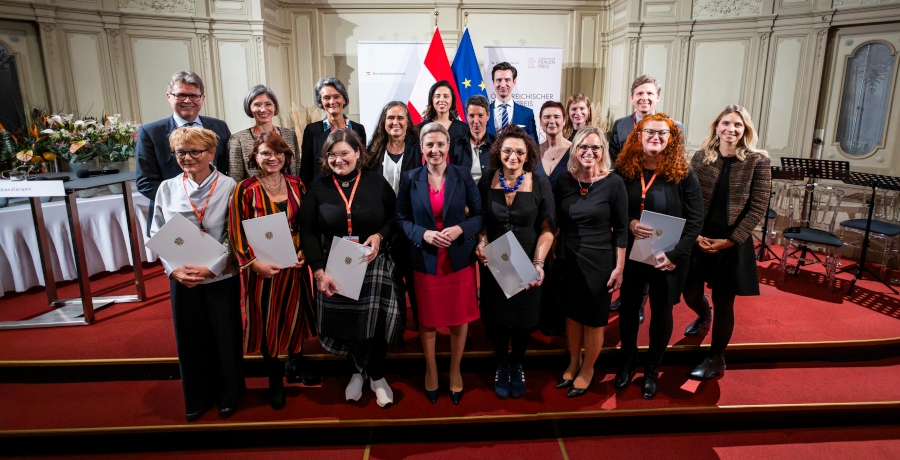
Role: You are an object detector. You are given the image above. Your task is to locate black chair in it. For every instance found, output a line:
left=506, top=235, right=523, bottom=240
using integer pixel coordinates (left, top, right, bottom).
left=778, top=183, right=845, bottom=294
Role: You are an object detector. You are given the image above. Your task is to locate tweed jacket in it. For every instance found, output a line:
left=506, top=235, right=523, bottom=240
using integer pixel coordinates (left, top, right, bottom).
left=690, top=150, right=772, bottom=245
left=226, top=127, right=301, bottom=182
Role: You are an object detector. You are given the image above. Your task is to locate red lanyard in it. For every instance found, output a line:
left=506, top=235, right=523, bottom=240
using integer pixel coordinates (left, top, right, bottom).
left=182, top=172, right=219, bottom=232
left=639, top=170, right=657, bottom=214
left=332, top=171, right=361, bottom=235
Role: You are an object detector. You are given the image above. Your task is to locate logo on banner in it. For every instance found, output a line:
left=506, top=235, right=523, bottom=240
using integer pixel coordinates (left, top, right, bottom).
left=536, top=58, right=556, bottom=69
left=528, top=58, right=536, bottom=68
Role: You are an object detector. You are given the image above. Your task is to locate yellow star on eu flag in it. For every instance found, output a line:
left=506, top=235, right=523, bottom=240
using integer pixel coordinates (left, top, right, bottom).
left=478, top=80, right=486, bottom=91
left=462, top=78, right=471, bottom=88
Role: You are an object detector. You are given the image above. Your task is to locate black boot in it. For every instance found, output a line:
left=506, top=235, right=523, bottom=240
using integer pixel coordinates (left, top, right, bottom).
left=642, top=366, right=659, bottom=400
left=285, top=352, right=322, bottom=386
left=684, top=295, right=712, bottom=336
left=689, top=354, right=726, bottom=380
left=614, top=352, right=637, bottom=389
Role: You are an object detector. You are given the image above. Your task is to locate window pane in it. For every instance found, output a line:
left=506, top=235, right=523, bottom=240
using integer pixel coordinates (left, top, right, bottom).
left=835, top=43, right=896, bottom=157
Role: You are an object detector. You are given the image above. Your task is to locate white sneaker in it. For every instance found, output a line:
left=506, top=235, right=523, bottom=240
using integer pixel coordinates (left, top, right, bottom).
left=345, top=373, right=365, bottom=401
left=370, top=378, right=394, bottom=408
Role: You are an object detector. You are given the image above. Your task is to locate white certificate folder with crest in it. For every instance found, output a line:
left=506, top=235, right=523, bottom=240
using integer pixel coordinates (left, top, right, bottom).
left=241, top=212, right=299, bottom=268
left=324, top=236, right=372, bottom=301
left=628, top=211, right=686, bottom=265
left=145, top=213, right=227, bottom=269
left=482, top=231, right=541, bottom=299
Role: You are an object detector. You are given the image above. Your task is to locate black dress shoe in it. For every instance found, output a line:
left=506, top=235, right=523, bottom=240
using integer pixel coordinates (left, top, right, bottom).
left=450, top=390, right=463, bottom=405
left=609, top=298, right=621, bottom=312
left=685, top=296, right=712, bottom=336
left=642, top=368, right=659, bottom=400
left=689, top=355, right=726, bottom=380
left=217, top=406, right=237, bottom=419
left=185, top=407, right=209, bottom=422
left=614, top=358, right=637, bottom=389
left=566, top=376, right=594, bottom=398
left=285, top=355, right=322, bottom=386
left=425, top=388, right=439, bottom=404
left=556, top=376, right=574, bottom=389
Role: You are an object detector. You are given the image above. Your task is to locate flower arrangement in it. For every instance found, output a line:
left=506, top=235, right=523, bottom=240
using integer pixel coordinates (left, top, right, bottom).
left=42, top=113, right=139, bottom=165
left=0, top=111, right=58, bottom=177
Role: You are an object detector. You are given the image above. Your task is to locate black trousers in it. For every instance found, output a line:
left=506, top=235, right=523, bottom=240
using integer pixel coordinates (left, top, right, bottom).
left=683, top=279, right=736, bottom=357
left=170, top=275, right=244, bottom=413
left=484, top=323, right=531, bottom=367
left=619, top=260, right=674, bottom=369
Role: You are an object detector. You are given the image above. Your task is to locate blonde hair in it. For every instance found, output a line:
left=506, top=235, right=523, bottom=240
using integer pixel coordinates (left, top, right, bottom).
left=567, top=126, right=610, bottom=177
left=698, top=105, right=769, bottom=164
left=563, top=93, right=592, bottom=139
left=168, top=126, right=219, bottom=152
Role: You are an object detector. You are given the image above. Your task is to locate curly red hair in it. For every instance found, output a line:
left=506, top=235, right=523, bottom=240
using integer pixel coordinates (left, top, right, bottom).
left=614, top=113, right=689, bottom=183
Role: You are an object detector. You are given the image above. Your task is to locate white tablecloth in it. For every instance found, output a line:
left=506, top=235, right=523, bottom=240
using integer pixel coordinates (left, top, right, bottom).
left=0, top=192, right=158, bottom=296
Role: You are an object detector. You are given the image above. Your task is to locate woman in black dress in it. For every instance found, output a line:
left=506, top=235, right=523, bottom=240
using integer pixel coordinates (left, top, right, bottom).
left=299, top=77, right=367, bottom=185
left=613, top=113, right=703, bottom=400
left=474, top=125, right=556, bottom=400
left=555, top=126, right=628, bottom=398
left=683, top=105, right=771, bottom=379
left=415, top=80, right=468, bottom=146
left=299, top=128, right=403, bottom=408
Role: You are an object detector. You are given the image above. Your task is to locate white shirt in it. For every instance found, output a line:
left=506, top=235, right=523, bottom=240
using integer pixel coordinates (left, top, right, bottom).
left=493, top=101, right=514, bottom=132
left=470, top=143, right=482, bottom=182
left=150, top=166, right=237, bottom=282
left=381, top=151, right=403, bottom=195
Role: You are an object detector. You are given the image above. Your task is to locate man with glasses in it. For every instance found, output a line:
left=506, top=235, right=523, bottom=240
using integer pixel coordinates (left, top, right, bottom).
left=607, top=74, right=684, bottom=315
left=136, top=70, right=231, bottom=229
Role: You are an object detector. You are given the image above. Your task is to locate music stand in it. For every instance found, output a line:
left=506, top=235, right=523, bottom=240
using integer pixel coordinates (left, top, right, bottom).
left=758, top=166, right=805, bottom=261
left=779, top=158, right=850, bottom=272
left=837, top=172, right=900, bottom=295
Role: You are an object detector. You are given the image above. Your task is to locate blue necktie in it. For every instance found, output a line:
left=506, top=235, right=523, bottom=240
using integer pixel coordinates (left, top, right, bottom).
left=500, top=104, right=509, bottom=129
left=185, top=121, right=197, bottom=127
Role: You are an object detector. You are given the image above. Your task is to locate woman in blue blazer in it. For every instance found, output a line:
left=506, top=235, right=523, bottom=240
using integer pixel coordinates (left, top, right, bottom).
left=396, top=122, right=483, bottom=405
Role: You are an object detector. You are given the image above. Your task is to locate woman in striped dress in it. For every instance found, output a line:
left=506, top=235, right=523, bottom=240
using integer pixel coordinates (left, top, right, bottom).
left=228, top=131, right=317, bottom=410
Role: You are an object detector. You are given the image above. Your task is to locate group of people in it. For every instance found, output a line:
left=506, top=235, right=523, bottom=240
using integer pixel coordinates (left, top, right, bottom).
left=137, top=65, right=770, bottom=422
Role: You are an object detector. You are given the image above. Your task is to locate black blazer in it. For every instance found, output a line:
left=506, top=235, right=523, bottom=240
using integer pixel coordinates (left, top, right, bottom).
left=367, top=135, right=423, bottom=177
left=396, top=164, right=483, bottom=274
left=135, top=115, right=231, bottom=225
left=299, top=120, right=367, bottom=186
left=450, top=133, right=494, bottom=179
left=620, top=169, right=704, bottom=304
left=416, top=119, right=469, bottom=147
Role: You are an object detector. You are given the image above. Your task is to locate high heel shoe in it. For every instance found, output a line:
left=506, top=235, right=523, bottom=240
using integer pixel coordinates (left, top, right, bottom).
left=566, top=375, right=594, bottom=398
left=450, top=390, right=463, bottom=405
left=424, top=388, right=439, bottom=404
left=642, top=367, right=659, bottom=400
left=556, top=376, right=574, bottom=389
left=285, top=354, right=322, bottom=386
left=689, top=355, right=726, bottom=380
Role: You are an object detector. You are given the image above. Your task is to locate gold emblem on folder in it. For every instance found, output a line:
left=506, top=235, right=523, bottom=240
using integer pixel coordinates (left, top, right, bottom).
left=265, top=231, right=274, bottom=240
left=174, top=237, right=184, bottom=246
left=344, top=257, right=352, bottom=265
left=501, top=253, right=509, bottom=262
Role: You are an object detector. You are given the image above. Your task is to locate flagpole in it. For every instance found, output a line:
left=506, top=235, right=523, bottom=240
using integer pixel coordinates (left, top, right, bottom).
left=464, top=12, right=468, bottom=28
left=434, top=10, right=439, bottom=27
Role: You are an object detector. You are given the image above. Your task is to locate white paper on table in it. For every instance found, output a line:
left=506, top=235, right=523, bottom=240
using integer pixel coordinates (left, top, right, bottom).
left=628, top=211, right=687, bottom=265
left=324, top=236, right=372, bottom=301
left=145, top=213, right=227, bottom=269
left=482, top=231, right=541, bottom=299
left=241, top=212, right=298, bottom=268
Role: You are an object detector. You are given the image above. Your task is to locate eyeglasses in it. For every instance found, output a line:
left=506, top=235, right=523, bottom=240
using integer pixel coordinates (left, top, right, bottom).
left=642, top=129, right=671, bottom=138
left=326, top=150, right=355, bottom=160
left=251, top=102, right=275, bottom=110
left=169, top=93, right=203, bottom=102
left=577, top=144, right=604, bottom=153
left=501, top=147, right=527, bottom=156
left=257, top=151, right=285, bottom=159
left=172, top=149, right=207, bottom=159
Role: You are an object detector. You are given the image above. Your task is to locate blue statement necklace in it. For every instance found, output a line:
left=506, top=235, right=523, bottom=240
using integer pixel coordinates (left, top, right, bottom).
left=499, top=170, right=525, bottom=193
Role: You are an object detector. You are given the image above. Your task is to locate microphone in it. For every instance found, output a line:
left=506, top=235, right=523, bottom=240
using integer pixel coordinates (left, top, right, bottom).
left=75, top=169, right=120, bottom=178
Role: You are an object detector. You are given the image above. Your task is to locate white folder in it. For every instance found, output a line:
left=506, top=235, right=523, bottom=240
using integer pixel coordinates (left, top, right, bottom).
left=482, top=231, right=541, bottom=299
left=324, top=236, right=372, bottom=301
left=628, top=210, right=686, bottom=265
left=241, top=212, right=299, bottom=268
left=145, top=213, right=227, bottom=269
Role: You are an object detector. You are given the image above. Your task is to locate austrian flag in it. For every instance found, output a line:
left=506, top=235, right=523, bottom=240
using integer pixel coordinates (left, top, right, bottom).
left=407, top=27, right=465, bottom=125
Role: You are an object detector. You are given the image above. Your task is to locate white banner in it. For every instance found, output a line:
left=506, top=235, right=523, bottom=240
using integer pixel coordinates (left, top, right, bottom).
left=483, top=46, right=564, bottom=144
left=357, top=42, right=429, bottom=144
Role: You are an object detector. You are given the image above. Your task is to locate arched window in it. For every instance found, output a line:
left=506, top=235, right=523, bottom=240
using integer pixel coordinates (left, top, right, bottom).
left=835, top=42, right=897, bottom=158
left=0, top=43, right=26, bottom=130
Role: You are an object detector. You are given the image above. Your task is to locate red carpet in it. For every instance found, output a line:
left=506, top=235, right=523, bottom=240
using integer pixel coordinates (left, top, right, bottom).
left=2, top=358, right=899, bottom=433
left=1, top=255, right=898, bottom=363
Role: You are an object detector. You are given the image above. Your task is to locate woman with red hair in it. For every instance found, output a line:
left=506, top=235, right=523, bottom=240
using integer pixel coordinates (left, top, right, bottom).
left=613, top=113, right=703, bottom=400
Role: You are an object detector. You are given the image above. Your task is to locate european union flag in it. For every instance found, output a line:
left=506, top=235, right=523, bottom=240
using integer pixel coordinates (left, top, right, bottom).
left=451, top=28, right=488, bottom=112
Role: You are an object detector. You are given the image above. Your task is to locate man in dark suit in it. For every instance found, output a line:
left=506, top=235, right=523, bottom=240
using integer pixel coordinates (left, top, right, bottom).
left=608, top=74, right=684, bottom=165
left=486, top=62, right=538, bottom=142
left=452, top=95, right=494, bottom=182
left=136, top=70, right=231, bottom=228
